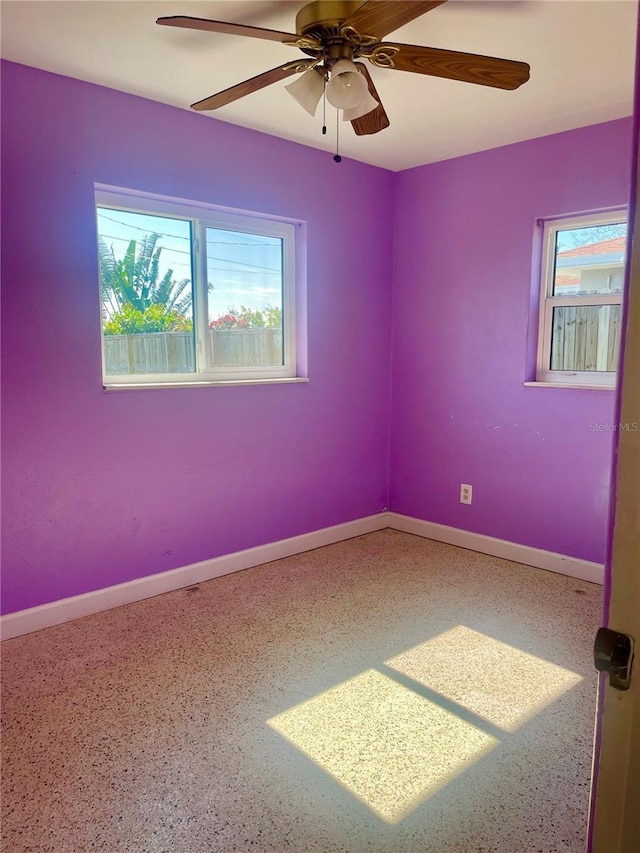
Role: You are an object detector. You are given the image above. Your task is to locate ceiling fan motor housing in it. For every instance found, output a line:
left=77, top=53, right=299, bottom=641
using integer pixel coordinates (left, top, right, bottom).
left=296, top=0, right=365, bottom=64
left=296, top=1, right=363, bottom=39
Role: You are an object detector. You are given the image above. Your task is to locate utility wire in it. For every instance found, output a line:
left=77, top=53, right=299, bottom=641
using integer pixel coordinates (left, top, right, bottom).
left=97, top=211, right=276, bottom=246
left=99, top=232, right=281, bottom=274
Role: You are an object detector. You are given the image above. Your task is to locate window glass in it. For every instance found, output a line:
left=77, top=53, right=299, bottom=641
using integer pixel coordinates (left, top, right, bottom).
left=95, top=188, right=299, bottom=386
left=97, top=208, right=195, bottom=377
left=552, top=222, right=626, bottom=296
left=206, top=228, right=284, bottom=368
left=550, top=304, right=621, bottom=372
left=536, top=210, right=627, bottom=387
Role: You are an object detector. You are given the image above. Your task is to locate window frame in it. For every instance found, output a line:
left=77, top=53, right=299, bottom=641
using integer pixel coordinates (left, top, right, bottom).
left=95, top=186, right=299, bottom=388
left=536, top=209, right=627, bottom=389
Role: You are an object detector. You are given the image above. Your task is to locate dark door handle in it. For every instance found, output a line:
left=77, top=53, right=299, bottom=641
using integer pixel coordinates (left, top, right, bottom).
left=594, top=627, right=634, bottom=691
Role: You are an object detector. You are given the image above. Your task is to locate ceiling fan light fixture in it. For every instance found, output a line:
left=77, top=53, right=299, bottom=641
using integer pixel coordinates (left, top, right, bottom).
left=285, top=67, right=325, bottom=116
left=342, top=89, right=379, bottom=121
left=326, top=59, right=368, bottom=110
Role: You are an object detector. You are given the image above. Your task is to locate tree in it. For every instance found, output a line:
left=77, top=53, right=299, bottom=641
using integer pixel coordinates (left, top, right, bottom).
left=208, top=305, right=282, bottom=330
left=558, top=223, right=626, bottom=250
left=103, top=303, right=193, bottom=335
left=99, top=233, right=192, bottom=317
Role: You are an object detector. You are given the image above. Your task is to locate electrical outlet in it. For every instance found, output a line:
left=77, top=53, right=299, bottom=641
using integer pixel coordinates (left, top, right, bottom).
left=460, top=484, right=473, bottom=505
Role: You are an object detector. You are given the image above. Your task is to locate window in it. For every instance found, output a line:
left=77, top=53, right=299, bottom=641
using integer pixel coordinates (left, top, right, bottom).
left=95, top=187, right=300, bottom=387
left=536, top=210, right=627, bottom=388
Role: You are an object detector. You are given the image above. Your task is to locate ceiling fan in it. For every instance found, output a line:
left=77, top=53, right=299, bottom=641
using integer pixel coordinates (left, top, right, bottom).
left=157, top=0, right=530, bottom=137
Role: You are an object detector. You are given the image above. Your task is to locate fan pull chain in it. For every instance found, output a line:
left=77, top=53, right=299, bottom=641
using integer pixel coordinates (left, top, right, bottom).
left=322, top=73, right=327, bottom=135
left=334, top=109, right=342, bottom=163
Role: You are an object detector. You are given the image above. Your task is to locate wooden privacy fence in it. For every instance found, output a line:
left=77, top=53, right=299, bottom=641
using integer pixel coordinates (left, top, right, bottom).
left=210, top=328, right=282, bottom=368
left=104, top=329, right=283, bottom=375
left=550, top=304, right=621, bottom=372
left=104, top=332, right=194, bottom=374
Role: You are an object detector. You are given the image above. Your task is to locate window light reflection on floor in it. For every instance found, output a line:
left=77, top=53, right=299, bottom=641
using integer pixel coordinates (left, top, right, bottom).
left=385, top=625, right=583, bottom=733
left=267, top=625, right=583, bottom=823
left=267, top=668, right=499, bottom=824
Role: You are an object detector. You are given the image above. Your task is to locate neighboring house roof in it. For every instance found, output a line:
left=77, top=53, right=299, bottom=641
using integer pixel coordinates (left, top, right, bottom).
left=555, top=274, right=581, bottom=286
left=556, top=236, right=626, bottom=281
left=554, top=235, right=626, bottom=291
left=557, top=236, right=626, bottom=259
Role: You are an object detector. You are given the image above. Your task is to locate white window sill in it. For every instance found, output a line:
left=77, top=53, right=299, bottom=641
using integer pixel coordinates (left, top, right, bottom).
left=103, top=377, right=310, bottom=391
left=524, top=381, right=616, bottom=391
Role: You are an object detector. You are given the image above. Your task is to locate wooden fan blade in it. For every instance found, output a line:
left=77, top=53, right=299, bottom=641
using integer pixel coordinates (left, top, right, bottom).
left=191, top=61, right=316, bottom=111
left=381, top=43, right=530, bottom=89
left=157, top=15, right=300, bottom=44
left=342, top=1, right=446, bottom=41
left=351, top=64, right=390, bottom=135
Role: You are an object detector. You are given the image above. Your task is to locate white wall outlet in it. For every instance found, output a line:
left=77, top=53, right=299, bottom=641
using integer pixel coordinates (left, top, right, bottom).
left=460, top=484, right=473, bottom=505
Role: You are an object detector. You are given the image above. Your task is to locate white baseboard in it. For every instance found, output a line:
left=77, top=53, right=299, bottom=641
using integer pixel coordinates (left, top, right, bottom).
left=1, top=511, right=604, bottom=641
left=386, top=513, right=605, bottom=585
left=0, top=513, right=388, bottom=641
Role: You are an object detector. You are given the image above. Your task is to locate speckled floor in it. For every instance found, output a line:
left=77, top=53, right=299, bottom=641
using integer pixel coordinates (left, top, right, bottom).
left=2, top=530, right=601, bottom=852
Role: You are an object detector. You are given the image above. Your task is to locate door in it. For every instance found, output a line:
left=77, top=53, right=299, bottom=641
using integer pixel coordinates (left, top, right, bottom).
left=588, top=34, right=640, bottom=852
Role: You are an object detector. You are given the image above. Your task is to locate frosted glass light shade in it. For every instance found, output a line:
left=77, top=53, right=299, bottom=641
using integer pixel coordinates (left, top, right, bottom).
left=326, top=60, right=368, bottom=110
left=285, top=69, right=324, bottom=117
left=342, top=89, right=379, bottom=121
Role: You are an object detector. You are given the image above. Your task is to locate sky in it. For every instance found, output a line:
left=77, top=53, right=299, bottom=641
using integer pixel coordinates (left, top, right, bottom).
left=96, top=207, right=283, bottom=321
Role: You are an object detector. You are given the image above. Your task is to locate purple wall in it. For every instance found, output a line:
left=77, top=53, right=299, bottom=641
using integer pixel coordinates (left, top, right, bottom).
left=390, top=118, right=633, bottom=563
left=0, top=61, right=394, bottom=614
left=1, top=61, right=633, bottom=616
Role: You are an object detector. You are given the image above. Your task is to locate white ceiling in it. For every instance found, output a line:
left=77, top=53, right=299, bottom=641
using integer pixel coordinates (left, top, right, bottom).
left=0, top=0, right=637, bottom=171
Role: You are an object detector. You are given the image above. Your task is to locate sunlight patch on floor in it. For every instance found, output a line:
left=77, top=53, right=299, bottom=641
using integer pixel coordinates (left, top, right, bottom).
left=385, top=625, right=583, bottom=733
left=267, top=668, right=498, bottom=824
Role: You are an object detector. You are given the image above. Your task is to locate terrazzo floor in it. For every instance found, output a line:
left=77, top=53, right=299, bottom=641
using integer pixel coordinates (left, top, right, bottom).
left=1, top=530, right=601, bottom=852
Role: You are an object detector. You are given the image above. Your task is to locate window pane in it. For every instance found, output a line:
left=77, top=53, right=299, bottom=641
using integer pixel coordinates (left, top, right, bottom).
left=97, top=208, right=195, bottom=376
left=206, top=228, right=284, bottom=368
left=550, top=304, right=621, bottom=372
left=553, top=222, right=626, bottom=296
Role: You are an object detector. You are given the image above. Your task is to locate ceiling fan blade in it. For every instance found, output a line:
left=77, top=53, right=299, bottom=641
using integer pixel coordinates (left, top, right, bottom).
left=351, top=64, right=390, bottom=136
left=379, top=43, right=530, bottom=90
left=191, top=61, right=316, bottom=111
left=342, top=1, right=447, bottom=41
left=157, top=15, right=300, bottom=44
